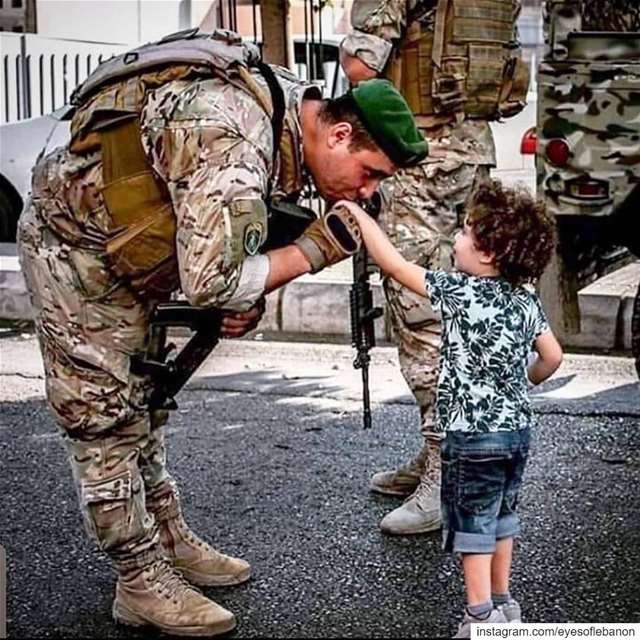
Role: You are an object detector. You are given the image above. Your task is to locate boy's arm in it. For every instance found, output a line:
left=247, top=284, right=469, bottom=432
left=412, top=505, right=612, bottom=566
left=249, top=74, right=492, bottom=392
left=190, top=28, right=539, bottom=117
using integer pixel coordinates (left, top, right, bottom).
left=528, top=330, right=563, bottom=385
left=340, top=201, right=428, bottom=297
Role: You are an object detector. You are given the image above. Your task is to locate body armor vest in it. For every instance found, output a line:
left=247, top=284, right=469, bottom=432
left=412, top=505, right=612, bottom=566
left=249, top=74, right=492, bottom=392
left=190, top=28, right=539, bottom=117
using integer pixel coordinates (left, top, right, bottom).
left=69, top=28, right=296, bottom=299
left=385, top=0, right=530, bottom=126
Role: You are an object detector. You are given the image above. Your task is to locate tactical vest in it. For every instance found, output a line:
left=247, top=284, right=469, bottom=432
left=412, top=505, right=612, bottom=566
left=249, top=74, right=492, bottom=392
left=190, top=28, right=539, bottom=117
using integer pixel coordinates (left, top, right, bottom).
left=69, top=28, right=297, bottom=299
left=385, top=0, right=530, bottom=126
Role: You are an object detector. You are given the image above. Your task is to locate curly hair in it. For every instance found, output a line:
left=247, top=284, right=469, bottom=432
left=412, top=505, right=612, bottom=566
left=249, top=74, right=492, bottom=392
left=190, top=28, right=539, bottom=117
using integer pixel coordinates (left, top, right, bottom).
left=466, top=180, right=557, bottom=286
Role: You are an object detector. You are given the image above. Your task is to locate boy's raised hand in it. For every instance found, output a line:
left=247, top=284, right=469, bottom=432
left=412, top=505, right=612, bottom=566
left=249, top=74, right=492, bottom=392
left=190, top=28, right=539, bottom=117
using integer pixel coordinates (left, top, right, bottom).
left=335, top=200, right=429, bottom=299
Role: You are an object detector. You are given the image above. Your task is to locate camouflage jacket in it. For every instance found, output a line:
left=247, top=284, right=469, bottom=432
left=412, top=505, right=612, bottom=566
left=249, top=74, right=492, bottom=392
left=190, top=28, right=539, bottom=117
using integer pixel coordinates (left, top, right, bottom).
left=341, top=0, right=496, bottom=166
left=583, top=0, right=640, bottom=31
left=544, top=0, right=640, bottom=59
left=30, top=68, right=317, bottom=309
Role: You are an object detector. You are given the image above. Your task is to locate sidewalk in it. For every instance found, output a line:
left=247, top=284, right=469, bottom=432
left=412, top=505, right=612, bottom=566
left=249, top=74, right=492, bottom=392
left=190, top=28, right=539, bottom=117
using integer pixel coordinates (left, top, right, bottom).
left=1, top=242, right=638, bottom=353
left=2, top=332, right=638, bottom=414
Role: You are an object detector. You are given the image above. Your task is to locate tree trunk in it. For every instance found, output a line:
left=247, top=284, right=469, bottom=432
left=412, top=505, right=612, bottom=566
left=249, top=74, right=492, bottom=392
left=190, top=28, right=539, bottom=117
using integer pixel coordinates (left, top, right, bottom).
left=260, top=0, right=291, bottom=68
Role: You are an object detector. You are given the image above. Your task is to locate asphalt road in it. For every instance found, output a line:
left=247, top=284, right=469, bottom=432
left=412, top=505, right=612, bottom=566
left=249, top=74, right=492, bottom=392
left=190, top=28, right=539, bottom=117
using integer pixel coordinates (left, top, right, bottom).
left=1, top=334, right=639, bottom=638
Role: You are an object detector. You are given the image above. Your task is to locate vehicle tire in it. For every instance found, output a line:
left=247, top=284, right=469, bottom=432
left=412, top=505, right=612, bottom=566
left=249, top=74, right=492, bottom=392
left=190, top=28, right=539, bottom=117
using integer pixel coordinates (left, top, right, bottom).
left=0, top=184, right=22, bottom=242
left=633, top=280, right=640, bottom=379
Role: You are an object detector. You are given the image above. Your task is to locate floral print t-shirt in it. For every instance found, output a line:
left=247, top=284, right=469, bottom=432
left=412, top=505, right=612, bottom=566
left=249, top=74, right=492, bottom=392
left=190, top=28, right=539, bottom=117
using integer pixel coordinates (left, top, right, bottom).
left=425, top=270, right=549, bottom=433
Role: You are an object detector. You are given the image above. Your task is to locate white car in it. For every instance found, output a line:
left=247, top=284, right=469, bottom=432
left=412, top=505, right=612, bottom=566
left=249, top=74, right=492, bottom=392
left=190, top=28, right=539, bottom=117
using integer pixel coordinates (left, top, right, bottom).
left=0, top=105, right=73, bottom=242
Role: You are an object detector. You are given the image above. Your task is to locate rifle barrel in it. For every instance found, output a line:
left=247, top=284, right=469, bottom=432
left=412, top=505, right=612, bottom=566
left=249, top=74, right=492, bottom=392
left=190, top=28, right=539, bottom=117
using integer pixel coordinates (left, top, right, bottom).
left=361, top=359, right=372, bottom=429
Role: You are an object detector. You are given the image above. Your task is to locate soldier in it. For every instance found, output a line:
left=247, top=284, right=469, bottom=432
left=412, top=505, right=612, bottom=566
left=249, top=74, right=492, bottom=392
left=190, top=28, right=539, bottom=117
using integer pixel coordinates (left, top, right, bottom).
left=340, top=0, right=528, bottom=535
left=17, top=31, right=427, bottom=637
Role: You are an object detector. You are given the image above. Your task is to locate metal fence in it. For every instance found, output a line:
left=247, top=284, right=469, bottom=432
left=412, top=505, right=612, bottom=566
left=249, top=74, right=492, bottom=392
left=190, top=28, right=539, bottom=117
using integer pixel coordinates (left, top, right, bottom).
left=1, top=1, right=340, bottom=126
left=1, top=33, right=127, bottom=124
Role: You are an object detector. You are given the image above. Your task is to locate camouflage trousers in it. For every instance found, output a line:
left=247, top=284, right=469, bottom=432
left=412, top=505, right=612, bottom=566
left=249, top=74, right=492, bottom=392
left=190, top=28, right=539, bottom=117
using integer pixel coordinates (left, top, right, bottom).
left=379, top=161, right=491, bottom=440
left=17, top=202, right=176, bottom=571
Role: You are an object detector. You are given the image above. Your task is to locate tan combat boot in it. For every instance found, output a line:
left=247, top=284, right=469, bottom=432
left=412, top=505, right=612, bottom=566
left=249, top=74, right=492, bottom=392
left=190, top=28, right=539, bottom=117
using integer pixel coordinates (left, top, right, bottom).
left=148, top=484, right=251, bottom=587
left=370, top=440, right=429, bottom=496
left=379, top=440, right=441, bottom=535
left=113, top=558, right=236, bottom=636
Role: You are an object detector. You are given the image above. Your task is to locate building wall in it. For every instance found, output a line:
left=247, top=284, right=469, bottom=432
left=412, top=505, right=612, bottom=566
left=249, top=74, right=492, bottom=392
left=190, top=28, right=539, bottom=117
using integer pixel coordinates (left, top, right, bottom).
left=36, top=0, right=188, bottom=45
left=0, top=0, right=28, bottom=32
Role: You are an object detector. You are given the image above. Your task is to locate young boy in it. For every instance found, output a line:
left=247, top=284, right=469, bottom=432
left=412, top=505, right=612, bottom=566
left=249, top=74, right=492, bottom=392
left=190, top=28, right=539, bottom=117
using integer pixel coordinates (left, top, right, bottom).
left=338, top=180, right=563, bottom=637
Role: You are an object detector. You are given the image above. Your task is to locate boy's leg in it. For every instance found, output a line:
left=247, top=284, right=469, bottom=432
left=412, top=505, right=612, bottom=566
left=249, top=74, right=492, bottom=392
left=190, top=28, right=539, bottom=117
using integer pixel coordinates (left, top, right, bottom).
left=492, top=428, right=531, bottom=623
left=443, top=432, right=515, bottom=637
left=455, top=553, right=507, bottom=639
left=462, top=553, right=493, bottom=605
left=492, top=536, right=521, bottom=622
left=491, top=536, right=513, bottom=596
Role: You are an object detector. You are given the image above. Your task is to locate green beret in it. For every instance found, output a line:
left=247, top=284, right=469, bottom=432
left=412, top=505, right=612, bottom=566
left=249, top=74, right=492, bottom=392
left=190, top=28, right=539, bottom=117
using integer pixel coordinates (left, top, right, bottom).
left=349, top=79, right=428, bottom=167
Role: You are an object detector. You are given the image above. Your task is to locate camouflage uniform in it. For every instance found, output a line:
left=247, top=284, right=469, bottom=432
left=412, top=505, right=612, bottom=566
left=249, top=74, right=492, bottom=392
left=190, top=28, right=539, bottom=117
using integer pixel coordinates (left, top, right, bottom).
left=582, top=0, right=640, bottom=31
left=342, top=0, right=496, bottom=533
left=17, top=69, right=313, bottom=571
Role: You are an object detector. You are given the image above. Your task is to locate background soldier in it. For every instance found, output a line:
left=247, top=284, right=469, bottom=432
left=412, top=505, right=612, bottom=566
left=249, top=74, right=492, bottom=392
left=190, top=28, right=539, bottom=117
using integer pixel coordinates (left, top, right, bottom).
left=17, top=31, right=426, bottom=637
left=341, top=0, right=528, bottom=535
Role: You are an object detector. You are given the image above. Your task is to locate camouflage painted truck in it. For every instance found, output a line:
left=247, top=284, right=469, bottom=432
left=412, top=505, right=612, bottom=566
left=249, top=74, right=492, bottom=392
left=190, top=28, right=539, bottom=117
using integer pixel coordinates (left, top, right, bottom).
left=536, top=0, right=640, bottom=374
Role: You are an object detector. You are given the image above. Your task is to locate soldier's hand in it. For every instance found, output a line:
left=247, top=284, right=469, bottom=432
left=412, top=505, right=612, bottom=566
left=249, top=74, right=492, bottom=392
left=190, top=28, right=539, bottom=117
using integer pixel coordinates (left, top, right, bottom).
left=294, top=204, right=362, bottom=273
left=340, top=49, right=378, bottom=85
left=221, top=298, right=265, bottom=338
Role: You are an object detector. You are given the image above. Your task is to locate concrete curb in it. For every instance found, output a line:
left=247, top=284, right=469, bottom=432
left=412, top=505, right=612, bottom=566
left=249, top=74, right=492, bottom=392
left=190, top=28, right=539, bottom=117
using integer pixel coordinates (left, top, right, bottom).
left=0, top=243, right=32, bottom=321
left=573, top=261, right=639, bottom=351
left=1, top=242, right=637, bottom=353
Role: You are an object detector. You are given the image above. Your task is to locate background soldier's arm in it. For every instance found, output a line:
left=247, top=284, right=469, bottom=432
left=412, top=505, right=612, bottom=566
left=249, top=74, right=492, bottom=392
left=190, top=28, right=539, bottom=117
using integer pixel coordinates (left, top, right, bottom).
left=340, top=0, right=409, bottom=79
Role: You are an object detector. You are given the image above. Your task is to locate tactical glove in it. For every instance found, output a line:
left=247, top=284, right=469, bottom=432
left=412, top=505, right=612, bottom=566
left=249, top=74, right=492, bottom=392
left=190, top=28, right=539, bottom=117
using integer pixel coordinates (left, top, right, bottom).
left=294, top=204, right=362, bottom=273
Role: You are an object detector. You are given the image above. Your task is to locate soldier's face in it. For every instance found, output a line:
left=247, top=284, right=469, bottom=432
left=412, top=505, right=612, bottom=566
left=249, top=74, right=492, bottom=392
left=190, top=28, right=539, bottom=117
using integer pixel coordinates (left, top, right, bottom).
left=315, top=127, right=396, bottom=203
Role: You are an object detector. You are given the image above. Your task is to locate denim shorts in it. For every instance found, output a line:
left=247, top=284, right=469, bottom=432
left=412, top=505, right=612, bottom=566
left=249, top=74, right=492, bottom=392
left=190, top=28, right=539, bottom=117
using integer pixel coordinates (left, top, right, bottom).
left=441, top=428, right=531, bottom=554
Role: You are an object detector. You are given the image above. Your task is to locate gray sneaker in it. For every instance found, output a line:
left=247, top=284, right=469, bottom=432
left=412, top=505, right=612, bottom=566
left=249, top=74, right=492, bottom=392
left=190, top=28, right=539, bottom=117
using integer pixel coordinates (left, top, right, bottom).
left=453, top=608, right=507, bottom=638
left=379, top=466, right=441, bottom=535
left=498, top=599, right=522, bottom=623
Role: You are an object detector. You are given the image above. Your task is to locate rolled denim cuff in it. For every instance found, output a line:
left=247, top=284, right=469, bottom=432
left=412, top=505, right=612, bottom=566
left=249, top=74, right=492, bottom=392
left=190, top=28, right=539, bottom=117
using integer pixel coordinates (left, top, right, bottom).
left=496, top=512, right=520, bottom=540
left=452, top=531, right=497, bottom=554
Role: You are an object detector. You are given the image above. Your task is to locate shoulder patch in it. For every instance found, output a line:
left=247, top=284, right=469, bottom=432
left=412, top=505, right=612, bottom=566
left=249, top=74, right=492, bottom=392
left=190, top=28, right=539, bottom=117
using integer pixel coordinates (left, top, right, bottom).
left=244, top=221, right=264, bottom=255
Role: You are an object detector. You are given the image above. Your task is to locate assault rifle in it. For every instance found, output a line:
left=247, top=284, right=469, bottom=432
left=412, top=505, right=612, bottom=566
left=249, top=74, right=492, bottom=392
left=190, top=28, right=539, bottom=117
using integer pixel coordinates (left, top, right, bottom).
left=133, top=199, right=317, bottom=411
left=350, top=194, right=384, bottom=429
left=132, top=303, right=223, bottom=410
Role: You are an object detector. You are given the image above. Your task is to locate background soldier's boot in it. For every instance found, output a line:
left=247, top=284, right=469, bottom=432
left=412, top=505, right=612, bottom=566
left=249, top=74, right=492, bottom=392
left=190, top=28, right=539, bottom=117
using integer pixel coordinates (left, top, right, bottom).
left=379, top=441, right=441, bottom=535
left=113, top=556, right=236, bottom=636
left=370, top=440, right=429, bottom=496
left=147, top=483, right=251, bottom=587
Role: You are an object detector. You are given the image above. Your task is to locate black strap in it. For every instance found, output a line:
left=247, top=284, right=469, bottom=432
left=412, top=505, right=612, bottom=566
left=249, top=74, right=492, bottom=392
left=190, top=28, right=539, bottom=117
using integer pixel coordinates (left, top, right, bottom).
left=255, top=61, right=286, bottom=171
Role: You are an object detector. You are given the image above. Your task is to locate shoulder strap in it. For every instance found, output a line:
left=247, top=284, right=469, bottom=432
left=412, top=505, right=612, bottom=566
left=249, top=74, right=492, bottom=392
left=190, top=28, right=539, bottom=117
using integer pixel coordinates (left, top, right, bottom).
left=255, top=61, right=286, bottom=171
left=71, top=28, right=259, bottom=105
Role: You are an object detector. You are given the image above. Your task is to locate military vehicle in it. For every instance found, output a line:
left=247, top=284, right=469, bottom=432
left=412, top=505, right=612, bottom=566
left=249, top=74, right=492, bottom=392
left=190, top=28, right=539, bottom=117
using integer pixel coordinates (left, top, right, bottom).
left=536, top=0, right=640, bottom=375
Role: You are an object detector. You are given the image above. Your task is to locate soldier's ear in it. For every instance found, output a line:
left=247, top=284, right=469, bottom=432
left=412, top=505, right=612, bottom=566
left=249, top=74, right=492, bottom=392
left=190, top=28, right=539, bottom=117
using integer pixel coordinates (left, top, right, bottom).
left=327, top=122, right=352, bottom=149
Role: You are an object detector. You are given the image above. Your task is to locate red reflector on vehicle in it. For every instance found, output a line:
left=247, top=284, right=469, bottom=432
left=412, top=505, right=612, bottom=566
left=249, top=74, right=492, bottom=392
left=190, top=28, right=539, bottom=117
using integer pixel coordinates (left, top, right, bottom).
left=520, top=127, right=537, bottom=155
left=546, top=139, right=570, bottom=166
left=577, top=183, right=606, bottom=197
